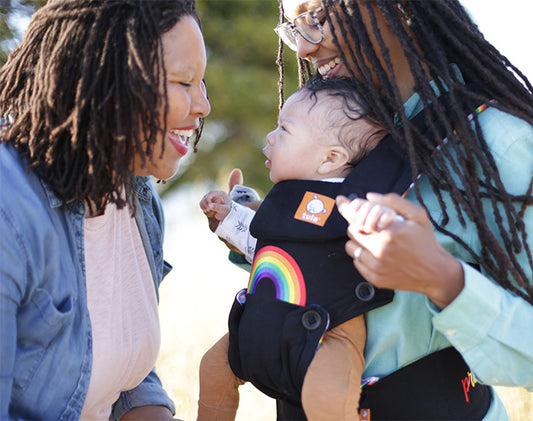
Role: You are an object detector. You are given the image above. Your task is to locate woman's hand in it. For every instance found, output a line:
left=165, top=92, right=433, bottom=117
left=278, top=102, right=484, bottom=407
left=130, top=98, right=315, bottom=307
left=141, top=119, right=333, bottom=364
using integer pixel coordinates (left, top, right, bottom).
left=336, top=192, right=465, bottom=309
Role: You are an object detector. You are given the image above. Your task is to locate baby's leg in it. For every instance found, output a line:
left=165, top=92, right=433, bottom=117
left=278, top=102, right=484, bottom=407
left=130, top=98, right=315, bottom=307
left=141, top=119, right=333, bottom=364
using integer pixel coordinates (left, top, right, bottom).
left=197, top=333, right=246, bottom=421
left=301, top=316, right=366, bottom=420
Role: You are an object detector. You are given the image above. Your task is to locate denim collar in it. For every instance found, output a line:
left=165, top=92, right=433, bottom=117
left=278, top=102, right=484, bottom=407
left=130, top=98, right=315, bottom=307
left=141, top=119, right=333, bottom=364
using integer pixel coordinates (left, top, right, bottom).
left=40, top=175, right=152, bottom=211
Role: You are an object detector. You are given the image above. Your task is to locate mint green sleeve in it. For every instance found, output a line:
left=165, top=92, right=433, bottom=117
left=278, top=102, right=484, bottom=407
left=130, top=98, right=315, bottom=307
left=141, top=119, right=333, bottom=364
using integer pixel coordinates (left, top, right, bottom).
left=431, top=262, right=533, bottom=390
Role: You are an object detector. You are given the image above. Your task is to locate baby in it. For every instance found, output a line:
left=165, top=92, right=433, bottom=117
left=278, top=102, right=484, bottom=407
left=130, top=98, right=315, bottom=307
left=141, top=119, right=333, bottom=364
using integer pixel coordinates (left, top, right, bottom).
left=198, top=78, right=408, bottom=420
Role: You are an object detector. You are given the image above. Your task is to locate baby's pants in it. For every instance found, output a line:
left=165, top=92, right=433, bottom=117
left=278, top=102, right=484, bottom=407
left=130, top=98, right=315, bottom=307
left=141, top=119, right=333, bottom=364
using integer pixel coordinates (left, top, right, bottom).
left=197, top=315, right=366, bottom=421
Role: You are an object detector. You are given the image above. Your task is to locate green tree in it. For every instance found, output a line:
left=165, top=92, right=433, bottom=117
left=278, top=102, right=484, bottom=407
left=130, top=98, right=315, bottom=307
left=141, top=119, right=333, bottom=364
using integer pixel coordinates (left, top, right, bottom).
left=0, top=0, right=45, bottom=65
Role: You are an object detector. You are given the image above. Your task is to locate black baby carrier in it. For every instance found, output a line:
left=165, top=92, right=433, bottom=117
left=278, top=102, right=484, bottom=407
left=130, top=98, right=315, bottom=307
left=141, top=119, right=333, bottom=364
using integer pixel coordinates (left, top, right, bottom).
left=227, top=134, right=411, bottom=404
left=228, top=88, right=493, bottom=419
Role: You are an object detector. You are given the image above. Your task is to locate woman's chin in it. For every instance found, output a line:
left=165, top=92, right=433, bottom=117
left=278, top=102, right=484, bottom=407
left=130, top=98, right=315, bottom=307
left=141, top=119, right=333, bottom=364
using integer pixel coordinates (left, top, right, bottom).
left=135, top=162, right=180, bottom=182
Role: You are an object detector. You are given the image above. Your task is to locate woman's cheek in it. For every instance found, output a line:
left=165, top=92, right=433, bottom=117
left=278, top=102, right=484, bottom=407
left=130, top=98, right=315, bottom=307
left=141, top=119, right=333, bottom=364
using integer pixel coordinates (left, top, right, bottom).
left=166, top=85, right=190, bottom=122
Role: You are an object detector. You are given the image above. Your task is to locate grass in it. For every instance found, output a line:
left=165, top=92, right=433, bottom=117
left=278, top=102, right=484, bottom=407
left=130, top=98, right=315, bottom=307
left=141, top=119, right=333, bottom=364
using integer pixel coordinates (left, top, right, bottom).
left=156, top=185, right=533, bottom=420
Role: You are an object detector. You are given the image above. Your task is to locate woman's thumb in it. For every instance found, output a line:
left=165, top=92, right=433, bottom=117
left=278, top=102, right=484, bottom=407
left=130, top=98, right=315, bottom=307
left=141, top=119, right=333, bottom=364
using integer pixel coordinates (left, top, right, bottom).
left=227, top=168, right=243, bottom=192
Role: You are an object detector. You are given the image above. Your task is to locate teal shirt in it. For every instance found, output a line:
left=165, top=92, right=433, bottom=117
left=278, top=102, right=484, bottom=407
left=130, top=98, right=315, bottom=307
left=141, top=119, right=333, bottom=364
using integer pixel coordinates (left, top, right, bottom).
left=363, top=83, right=533, bottom=420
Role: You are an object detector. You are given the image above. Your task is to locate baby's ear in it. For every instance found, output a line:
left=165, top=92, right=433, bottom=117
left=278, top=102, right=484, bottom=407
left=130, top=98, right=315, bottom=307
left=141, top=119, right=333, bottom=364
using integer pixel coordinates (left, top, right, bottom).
left=318, top=146, right=350, bottom=175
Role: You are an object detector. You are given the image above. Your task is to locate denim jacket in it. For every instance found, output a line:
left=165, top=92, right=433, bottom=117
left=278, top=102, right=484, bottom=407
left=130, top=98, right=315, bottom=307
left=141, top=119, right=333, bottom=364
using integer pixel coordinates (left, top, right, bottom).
left=0, top=143, right=175, bottom=420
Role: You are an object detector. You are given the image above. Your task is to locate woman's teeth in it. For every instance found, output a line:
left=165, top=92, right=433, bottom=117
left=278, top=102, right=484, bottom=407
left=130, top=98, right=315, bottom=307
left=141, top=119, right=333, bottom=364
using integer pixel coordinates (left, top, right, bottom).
left=318, top=57, right=341, bottom=76
left=170, top=128, right=194, bottom=138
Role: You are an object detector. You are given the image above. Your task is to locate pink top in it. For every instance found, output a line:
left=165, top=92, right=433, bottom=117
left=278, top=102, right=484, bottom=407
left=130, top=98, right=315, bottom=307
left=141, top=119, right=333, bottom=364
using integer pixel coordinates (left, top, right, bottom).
left=80, top=202, right=160, bottom=420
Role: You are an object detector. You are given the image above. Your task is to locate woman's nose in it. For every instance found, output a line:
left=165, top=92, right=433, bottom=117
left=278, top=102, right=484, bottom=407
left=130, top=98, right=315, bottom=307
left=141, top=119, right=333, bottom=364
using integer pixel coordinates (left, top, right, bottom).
left=194, top=83, right=211, bottom=117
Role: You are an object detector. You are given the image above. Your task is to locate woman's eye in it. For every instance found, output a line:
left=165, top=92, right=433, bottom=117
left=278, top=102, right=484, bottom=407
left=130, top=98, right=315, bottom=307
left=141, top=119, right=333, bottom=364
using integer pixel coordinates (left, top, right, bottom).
left=168, top=78, right=192, bottom=87
left=316, top=11, right=327, bottom=25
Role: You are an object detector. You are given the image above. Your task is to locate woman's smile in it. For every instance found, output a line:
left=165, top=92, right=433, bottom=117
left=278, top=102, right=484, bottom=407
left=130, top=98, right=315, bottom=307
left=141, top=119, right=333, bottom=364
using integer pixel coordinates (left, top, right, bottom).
left=316, top=57, right=344, bottom=77
left=168, top=127, right=196, bottom=156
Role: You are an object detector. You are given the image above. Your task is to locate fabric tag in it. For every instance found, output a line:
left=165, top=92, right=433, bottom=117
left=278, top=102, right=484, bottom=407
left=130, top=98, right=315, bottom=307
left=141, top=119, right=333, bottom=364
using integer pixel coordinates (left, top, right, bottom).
left=294, top=191, right=335, bottom=227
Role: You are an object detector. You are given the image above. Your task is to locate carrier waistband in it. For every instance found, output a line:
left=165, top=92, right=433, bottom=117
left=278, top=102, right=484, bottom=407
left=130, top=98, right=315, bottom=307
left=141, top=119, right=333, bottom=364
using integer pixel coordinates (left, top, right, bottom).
left=359, top=347, right=491, bottom=420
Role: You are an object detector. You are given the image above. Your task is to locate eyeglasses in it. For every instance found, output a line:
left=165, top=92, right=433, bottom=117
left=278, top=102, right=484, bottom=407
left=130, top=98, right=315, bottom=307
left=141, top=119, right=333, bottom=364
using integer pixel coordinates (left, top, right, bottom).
left=274, top=6, right=326, bottom=51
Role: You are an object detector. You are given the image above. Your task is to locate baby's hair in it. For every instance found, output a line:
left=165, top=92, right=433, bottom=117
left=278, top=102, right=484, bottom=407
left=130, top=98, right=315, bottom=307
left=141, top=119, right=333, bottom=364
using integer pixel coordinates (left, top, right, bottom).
left=298, top=77, right=386, bottom=167
left=0, top=0, right=200, bottom=212
left=278, top=0, right=533, bottom=302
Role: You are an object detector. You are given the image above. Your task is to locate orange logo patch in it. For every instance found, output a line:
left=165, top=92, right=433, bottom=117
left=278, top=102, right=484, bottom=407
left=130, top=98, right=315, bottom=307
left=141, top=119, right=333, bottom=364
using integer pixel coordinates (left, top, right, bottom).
left=294, top=191, right=335, bottom=227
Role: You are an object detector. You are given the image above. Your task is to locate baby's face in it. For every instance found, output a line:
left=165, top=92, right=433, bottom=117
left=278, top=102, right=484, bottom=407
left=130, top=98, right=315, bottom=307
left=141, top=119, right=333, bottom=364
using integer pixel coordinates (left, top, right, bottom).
left=263, top=90, right=345, bottom=183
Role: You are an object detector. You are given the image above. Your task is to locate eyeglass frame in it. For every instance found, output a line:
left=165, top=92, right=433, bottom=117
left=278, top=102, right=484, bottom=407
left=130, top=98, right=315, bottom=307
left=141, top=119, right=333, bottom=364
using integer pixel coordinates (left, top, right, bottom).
left=274, top=6, right=326, bottom=51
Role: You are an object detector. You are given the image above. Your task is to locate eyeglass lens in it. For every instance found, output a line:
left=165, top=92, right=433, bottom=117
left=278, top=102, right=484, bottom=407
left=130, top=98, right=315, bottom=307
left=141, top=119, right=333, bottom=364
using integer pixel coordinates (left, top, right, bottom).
left=275, top=7, right=325, bottom=51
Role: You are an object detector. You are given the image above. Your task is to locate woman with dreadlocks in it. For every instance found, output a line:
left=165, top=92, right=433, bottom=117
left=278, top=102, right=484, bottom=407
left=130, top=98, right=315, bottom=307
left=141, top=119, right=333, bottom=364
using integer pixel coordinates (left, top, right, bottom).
left=0, top=0, right=209, bottom=420
left=263, top=0, right=533, bottom=419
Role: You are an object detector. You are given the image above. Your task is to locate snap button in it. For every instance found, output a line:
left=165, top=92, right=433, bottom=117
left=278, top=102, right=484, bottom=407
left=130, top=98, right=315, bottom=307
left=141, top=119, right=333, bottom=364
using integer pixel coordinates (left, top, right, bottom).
left=355, top=282, right=375, bottom=301
left=236, top=288, right=247, bottom=305
left=302, top=310, right=322, bottom=330
left=446, top=329, right=457, bottom=337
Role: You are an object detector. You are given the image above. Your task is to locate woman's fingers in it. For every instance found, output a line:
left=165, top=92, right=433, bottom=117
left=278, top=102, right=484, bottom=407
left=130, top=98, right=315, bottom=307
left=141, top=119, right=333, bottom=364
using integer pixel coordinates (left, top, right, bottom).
left=338, top=192, right=464, bottom=305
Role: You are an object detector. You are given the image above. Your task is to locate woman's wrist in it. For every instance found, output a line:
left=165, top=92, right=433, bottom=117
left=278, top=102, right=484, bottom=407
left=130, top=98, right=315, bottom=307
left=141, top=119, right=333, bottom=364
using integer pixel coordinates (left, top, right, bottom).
left=426, top=250, right=465, bottom=309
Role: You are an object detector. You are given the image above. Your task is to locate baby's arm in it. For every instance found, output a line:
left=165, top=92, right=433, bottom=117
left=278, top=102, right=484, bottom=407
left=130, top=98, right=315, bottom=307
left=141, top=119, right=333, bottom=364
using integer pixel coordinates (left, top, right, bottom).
left=200, top=190, right=257, bottom=263
left=346, top=197, right=403, bottom=233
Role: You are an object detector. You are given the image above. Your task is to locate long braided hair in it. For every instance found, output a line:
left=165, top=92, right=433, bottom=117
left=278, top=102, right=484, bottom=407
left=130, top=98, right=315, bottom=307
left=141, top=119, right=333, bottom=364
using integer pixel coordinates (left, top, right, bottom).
left=0, top=0, right=200, bottom=212
left=278, top=0, right=533, bottom=303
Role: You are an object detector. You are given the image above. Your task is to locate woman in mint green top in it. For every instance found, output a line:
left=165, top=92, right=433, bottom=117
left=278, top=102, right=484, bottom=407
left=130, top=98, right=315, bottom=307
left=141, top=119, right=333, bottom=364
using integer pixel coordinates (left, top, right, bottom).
left=269, top=0, right=533, bottom=419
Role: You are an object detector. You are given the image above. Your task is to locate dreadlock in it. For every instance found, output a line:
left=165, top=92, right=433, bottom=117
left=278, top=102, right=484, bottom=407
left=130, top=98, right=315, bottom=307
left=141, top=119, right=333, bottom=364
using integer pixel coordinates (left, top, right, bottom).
left=277, top=0, right=312, bottom=106
left=277, top=0, right=533, bottom=303
left=0, top=0, right=200, bottom=212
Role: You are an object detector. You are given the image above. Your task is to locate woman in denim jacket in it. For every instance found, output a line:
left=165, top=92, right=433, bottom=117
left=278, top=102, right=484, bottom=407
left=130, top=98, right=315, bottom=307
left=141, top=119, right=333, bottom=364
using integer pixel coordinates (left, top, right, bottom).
left=0, top=1, right=209, bottom=420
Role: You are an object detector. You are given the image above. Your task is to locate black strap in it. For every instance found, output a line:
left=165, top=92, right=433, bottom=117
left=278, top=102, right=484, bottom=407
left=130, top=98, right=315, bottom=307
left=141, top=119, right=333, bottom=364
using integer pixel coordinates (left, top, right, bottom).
left=276, top=397, right=308, bottom=421
left=359, top=347, right=491, bottom=420
left=276, top=347, right=491, bottom=421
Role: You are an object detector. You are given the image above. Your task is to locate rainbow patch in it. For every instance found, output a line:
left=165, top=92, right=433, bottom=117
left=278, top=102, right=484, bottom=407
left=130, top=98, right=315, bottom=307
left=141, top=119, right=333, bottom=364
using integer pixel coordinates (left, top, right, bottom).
left=248, top=246, right=306, bottom=306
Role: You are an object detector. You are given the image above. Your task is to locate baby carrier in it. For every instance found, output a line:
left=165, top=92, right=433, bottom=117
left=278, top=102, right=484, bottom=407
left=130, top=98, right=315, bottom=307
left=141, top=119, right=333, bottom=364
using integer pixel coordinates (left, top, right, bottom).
left=270, top=88, right=493, bottom=420
left=227, top=134, right=411, bottom=403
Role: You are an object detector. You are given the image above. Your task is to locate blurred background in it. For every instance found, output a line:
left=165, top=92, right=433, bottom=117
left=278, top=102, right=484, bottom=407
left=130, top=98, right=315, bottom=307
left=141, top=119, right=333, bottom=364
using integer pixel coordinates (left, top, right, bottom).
left=1, top=1, right=532, bottom=420
left=2, top=0, right=533, bottom=196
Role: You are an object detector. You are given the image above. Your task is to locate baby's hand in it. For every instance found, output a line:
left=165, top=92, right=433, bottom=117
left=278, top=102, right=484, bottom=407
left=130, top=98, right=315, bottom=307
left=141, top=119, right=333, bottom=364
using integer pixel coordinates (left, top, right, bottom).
left=345, top=197, right=403, bottom=233
left=200, top=190, right=232, bottom=222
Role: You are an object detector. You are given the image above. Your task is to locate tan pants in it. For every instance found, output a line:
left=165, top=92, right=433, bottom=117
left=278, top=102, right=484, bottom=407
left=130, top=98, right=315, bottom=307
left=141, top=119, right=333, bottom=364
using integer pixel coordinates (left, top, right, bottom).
left=197, top=316, right=366, bottom=421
